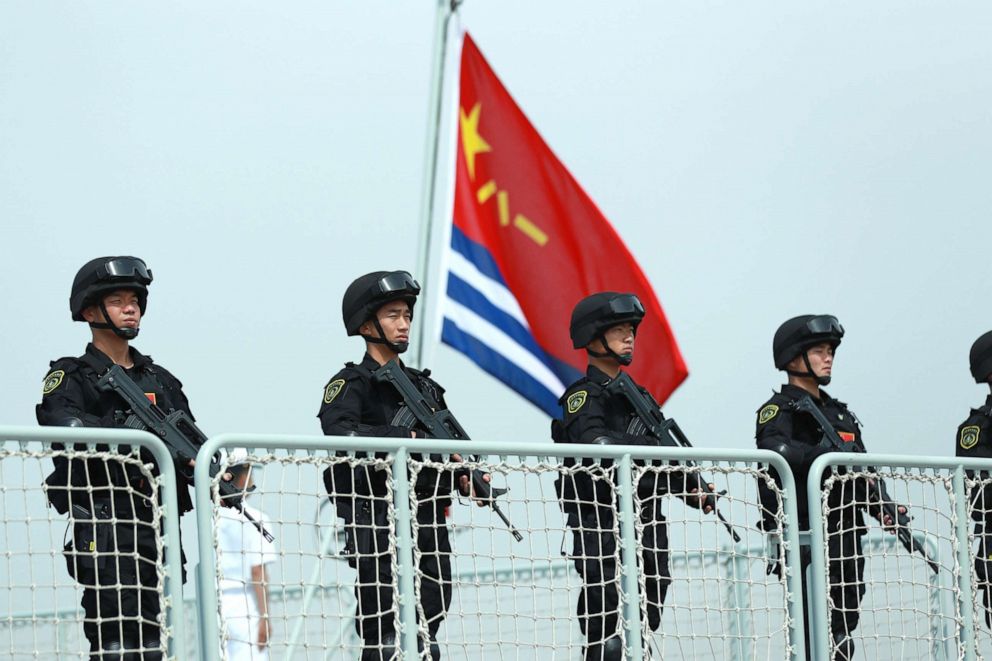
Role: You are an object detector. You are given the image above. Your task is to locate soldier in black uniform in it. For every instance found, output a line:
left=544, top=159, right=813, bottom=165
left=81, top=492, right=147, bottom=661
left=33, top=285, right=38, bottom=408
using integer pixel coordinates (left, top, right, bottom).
left=318, top=270, right=485, bottom=661
left=956, top=330, right=992, bottom=625
left=756, top=315, right=904, bottom=661
left=552, top=292, right=715, bottom=661
left=37, top=257, right=197, bottom=661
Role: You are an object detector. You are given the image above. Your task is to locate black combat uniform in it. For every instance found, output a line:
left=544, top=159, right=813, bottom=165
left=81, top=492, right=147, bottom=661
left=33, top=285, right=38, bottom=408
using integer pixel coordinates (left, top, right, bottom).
left=319, top=354, right=453, bottom=657
left=956, top=394, right=992, bottom=623
left=755, top=384, right=868, bottom=649
left=553, top=365, right=690, bottom=653
left=37, top=343, right=194, bottom=659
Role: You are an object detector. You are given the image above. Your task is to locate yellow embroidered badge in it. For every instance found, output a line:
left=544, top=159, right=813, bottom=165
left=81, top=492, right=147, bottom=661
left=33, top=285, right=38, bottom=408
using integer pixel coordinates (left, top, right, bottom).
left=960, top=425, right=981, bottom=450
left=324, top=379, right=346, bottom=405
left=758, top=404, right=779, bottom=425
left=566, top=390, right=587, bottom=414
left=42, top=370, right=65, bottom=395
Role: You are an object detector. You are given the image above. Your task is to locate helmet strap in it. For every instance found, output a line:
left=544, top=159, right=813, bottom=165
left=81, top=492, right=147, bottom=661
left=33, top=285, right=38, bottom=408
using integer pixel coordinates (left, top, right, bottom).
left=785, top=350, right=830, bottom=386
left=363, top=318, right=408, bottom=354
left=587, top=335, right=632, bottom=366
left=89, top=301, right=139, bottom=340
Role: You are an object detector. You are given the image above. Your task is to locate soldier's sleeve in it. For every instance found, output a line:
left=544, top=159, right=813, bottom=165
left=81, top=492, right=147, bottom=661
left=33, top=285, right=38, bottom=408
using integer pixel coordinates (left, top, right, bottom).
left=755, top=402, right=808, bottom=470
left=957, top=414, right=992, bottom=522
left=956, top=414, right=987, bottom=459
left=317, top=371, right=410, bottom=438
left=561, top=386, right=604, bottom=443
left=754, top=401, right=799, bottom=531
left=36, top=360, right=105, bottom=429
left=36, top=360, right=102, bottom=514
left=561, top=385, right=644, bottom=446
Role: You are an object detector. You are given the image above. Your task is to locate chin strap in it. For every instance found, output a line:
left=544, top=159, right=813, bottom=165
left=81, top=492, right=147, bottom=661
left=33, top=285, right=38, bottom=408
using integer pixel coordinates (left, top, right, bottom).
left=88, top=301, right=139, bottom=340
left=362, top=318, right=409, bottom=354
left=586, top=336, right=632, bottom=366
left=785, top=350, right=830, bottom=386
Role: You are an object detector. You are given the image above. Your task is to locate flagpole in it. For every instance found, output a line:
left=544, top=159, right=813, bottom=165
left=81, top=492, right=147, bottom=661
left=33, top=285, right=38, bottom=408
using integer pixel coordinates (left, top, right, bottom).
left=411, top=0, right=461, bottom=369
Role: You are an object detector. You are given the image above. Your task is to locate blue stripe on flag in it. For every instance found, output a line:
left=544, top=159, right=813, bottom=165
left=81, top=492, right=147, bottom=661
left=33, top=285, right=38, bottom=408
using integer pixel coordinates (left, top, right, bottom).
left=441, top=318, right=561, bottom=417
left=450, top=225, right=506, bottom=285
left=441, top=227, right=581, bottom=416
left=446, top=273, right=544, bottom=362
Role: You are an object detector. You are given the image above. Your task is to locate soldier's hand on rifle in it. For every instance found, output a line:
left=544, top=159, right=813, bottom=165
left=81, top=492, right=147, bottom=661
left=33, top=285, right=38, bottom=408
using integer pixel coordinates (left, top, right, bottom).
left=877, top=503, right=909, bottom=532
left=686, top=483, right=717, bottom=513
left=865, top=477, right=908, bottom=532
left=451, top=453, right=491, bottom=506
left=186, top=457, right=235, bottom=483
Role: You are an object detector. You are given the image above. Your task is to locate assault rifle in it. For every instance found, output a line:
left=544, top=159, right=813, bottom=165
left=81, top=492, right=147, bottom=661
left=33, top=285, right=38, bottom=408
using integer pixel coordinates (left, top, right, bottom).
left=97, top=364, right=274, bottom=542
left=606, top=372, right=742, bottom=544
left=372, top=360, right=523, bottom=542
left=790, top=395, right=937, bottom=574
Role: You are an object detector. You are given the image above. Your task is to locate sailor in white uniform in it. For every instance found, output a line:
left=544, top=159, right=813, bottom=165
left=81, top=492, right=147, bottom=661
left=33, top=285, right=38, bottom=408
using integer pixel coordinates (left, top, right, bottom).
left=217, top=450, right=277, bottom=661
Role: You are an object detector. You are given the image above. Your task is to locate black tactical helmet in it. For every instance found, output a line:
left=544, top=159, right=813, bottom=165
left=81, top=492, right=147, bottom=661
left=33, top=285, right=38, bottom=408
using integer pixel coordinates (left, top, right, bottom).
left=570, top=292, right=645, bottom=365
left=342, top=270, right=420, bottom=352
left=773, top=314, right=844, bottom=385
left=70, top=257, right=153, bottom=339
left=773, top=315, right=844, bottom=368
left=970, top=331, right=992, bottom=384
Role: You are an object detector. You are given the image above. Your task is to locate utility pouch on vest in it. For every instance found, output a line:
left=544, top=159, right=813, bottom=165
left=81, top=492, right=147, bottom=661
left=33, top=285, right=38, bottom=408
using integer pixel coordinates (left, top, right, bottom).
left=64, top=502, right=113, bottom=581
left=44, top=469, right=71, bottom=515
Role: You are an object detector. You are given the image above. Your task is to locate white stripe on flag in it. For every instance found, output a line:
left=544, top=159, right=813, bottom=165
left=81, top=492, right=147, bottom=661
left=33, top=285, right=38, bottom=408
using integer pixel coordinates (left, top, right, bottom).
left=444, top=297, right=566, bottom=398
left=448, top=249, right=530, bottom=329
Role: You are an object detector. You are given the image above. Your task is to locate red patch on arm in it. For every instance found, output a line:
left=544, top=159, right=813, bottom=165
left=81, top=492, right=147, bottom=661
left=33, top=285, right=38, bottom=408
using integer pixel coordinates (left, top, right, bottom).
left=144, top=393, right=157, bottom=405
left=838, top=431, right=855, bottom=443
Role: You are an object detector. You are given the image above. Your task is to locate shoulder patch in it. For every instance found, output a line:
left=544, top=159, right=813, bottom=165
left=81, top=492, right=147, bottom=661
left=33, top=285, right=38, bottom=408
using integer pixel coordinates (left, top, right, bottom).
left=758, top=404, right=780, bottom=425
left=323, top=379, right=346, bottom=405
left=42, top=370, right=66, bottom=395
left=960, top=425, right=981, bottom=450
left=566, top=390, right=588, bottom=414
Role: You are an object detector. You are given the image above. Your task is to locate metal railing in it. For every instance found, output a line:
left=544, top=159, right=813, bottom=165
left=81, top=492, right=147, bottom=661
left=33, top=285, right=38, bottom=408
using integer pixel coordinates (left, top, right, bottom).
left=16, top=425, right=991, bottom=660
left=193, top=434, right=806, bottom=661
left=0, top=426, right=188, bottom=660
left=806, top=453, right=992, bottom=661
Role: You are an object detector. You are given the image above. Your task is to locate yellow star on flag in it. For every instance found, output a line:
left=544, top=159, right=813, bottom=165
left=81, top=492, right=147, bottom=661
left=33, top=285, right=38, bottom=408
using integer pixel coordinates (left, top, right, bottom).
left=459, top=102, right=491, bottom=181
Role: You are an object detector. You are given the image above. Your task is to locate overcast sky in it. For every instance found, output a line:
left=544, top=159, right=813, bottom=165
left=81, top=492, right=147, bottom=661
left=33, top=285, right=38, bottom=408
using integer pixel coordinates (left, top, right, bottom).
left=2, top=1, right=990, bottom=459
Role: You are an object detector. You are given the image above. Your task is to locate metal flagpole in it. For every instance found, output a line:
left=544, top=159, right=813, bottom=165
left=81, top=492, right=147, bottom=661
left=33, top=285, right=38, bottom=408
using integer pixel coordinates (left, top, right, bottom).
left=410, top=0, right=461, bottom=369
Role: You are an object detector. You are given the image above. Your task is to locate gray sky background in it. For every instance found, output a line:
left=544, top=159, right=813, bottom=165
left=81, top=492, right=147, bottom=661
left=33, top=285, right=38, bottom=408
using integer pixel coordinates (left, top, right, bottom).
left=2, top=1, right=991, bottom=457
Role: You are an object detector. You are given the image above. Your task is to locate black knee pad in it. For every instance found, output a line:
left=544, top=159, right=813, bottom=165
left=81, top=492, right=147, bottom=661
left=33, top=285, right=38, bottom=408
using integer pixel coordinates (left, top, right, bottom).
left=140, top=638, right=162, bottom=661
left=361, top=633, right=397, bottom=661
left=90, top=640, right=124, bottom=661
left=585, top=635, right=624, bottom=661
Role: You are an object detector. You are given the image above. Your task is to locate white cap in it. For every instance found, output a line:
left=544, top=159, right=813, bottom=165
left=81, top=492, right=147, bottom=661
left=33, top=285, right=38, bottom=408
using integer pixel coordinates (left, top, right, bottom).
left=226, top=448, right=253, bottom=467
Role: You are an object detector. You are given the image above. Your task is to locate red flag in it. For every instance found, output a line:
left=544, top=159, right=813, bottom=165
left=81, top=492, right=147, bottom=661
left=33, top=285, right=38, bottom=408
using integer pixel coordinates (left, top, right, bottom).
left=446, top=33, right=687, bottom=406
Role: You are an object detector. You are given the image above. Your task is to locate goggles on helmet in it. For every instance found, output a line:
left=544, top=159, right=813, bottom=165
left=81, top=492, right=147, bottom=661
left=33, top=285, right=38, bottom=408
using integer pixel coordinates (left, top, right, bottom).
left=804, top=315, right=844, bottom=337
left=574, top=294, right=644, bottom=327
left=375, top=271, right=420, bottom=297
left=607, top=294, right=644, bottom=316
left=99, top=257, right=153, bottom=284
